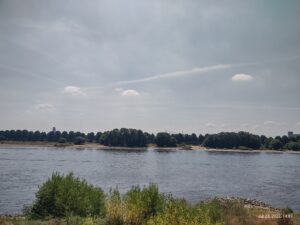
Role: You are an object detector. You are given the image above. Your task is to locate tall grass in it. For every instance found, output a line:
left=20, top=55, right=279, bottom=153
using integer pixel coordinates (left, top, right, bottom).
left=106, top=189, right=124, bottom=225
left=106, top=184, right=165, bottom=225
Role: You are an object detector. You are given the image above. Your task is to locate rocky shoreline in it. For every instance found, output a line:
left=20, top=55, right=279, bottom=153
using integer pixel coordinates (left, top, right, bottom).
left=206, top=197, right=282, bottom=211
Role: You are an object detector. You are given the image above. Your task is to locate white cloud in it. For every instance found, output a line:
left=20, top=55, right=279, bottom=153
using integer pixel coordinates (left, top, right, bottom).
left=296, top=122, right=300, bottom=127
left=35, top=103, right=56, bottom=112
left=63, top=86, right=86, bottom=96
left=121, top=89, right=140, bottom=97
left=116, top=64, right=232, bottom=85
left=231, top=73, right=253, bottom=81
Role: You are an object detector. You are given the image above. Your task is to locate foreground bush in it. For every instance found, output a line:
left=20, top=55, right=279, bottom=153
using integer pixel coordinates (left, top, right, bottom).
left=106, top=189, right=124, bottom=225
left=106, top=187, right=224, bottom=225
left=123, top=184, right=166, bottom=224
left=106, top=184, right=166, bottom=225
left=147, top=199, right=223, bottom=225
left=22, top=173, right=297, bottom=225
left=28, top=172, right=105, bottom=218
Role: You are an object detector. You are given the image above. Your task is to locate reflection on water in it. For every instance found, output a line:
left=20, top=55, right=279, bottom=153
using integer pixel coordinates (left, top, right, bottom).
left=102, top=148, right=148, bottom=153
left=154, top=148, right=179, bottom=152
left=0, top=147, right=300, bottom=214
left=205, top=150, right=261, bottom=155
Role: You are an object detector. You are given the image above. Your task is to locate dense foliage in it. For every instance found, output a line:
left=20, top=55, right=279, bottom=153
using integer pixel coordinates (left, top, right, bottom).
left=171, top=133, right=200, bottom=145
left=155, top=132, right=177, bottom=147
left=29, top=173, right=105, bottom=218
left=100, top=128, right=149, bottom=147
left=21, top=173, right=297, bottom=225
left=0, top=129, right=299, bottom=150
left=202, top=132, right=261, bottom=149
left=106, top=184, right=166, bottom=224
left=0, top=129, right=90, bottom=144
left=73, top=136, right=86, bottom=145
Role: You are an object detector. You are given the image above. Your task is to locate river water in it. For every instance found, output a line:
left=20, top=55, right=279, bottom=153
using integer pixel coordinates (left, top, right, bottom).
left=0, top=147, right=300, bottom=214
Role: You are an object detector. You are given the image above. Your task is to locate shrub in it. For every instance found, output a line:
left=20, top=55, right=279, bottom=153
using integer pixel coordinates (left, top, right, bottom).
left=282, top=207, right=293, bottom=214
left=195, top=199, right=223, bottom=224
left=28, top=172, right=105, bottom=218
left=147, top=198, right=223, bottom=225
left=269, top=139, right=283, bottom=150
left=123, top=184, right=166, bottom=224
left=106, top=189, right=124, bottom=225
left=21, top=174, right=296, bottom=225
left=284, top=142, right=300, bottom=151
left=73, top=136, right=86, bottom=145
left=58, top=138, right=67, bottom=144
left=147, top=198, right=193, bottom=225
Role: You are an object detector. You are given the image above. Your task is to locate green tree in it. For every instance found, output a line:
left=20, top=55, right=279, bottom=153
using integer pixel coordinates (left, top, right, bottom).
left=73, top=136, right=86, bottom=145
left=202, top=132, right=261, bottom=149
left=281, top=135, right=289, bottom=145
left=155, top=132, right=177, bottom=147
left=198, top=134, right=204, bottom=145
left=33, top=131, right=41, bottom=141
left=68, top=131, right=76, bottom=142
left=0, top=134, right=5, bottom=142
left=86, top=132, right=95, bottom=143
left=58, top=137, right=67, bottom=144
left=285, top=141, right=300, bottom=151
left=260, top=135, right=267, bottom=146
left=94, top=132, right=102, bottom=143
left=269, top=139, right=283, bottom=150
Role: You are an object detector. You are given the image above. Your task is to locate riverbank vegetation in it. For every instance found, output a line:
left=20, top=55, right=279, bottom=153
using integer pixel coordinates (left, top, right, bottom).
left=1, top=172, right=298, bottom=225
left=0, top=129, right=299, bottom=151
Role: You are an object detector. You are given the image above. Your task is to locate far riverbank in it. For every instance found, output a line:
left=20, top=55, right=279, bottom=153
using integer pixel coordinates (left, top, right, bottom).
left=1, top=141, right=300, bottom=154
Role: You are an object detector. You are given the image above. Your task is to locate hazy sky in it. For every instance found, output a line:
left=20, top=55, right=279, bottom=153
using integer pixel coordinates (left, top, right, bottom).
left=0, top=0, right=300, bottom=136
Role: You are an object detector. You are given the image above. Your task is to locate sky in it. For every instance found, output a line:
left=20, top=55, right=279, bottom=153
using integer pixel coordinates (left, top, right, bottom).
left=0, top=0, right=300, bottom=136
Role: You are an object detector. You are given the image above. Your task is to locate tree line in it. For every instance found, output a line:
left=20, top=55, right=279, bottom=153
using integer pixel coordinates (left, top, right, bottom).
left=0, top=128, right=299, bottom=150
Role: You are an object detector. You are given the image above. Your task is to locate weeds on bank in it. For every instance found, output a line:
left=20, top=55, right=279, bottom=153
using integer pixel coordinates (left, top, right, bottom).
left=1, top=172, right=296, bottom=225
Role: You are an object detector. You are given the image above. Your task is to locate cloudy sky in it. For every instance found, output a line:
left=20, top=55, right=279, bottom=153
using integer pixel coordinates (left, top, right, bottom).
left=0, top=0, right=300, bottom=136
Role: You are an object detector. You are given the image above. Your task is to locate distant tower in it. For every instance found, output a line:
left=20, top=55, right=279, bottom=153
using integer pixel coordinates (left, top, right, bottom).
left=288, top=131, right=293, bottom=138
left=52, top=127, right=56, bottom=132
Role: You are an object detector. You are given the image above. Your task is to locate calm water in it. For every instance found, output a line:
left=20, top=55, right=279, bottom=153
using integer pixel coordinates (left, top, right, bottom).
left=0, top=147, right=300, bottom=214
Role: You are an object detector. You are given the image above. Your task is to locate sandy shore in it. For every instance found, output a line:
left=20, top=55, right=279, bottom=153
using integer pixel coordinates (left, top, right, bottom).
left=0, top=142, right=299, bottom=153
left=0, top=142, right=107, bottom=150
